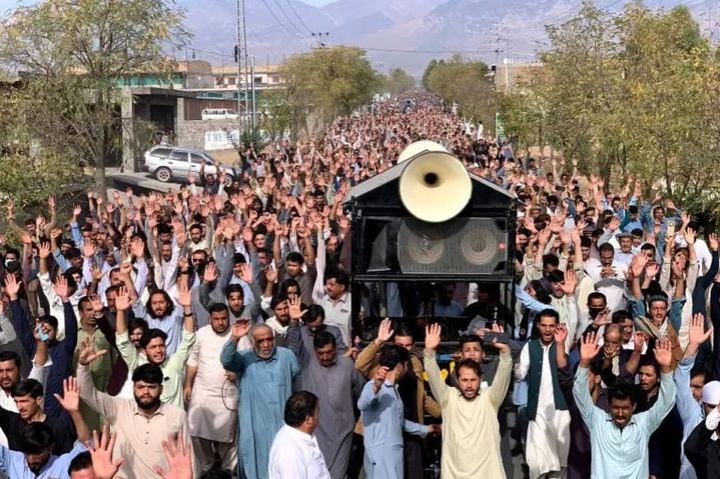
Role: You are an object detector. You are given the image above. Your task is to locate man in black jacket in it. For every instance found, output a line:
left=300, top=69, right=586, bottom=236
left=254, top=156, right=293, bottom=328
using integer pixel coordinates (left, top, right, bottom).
left=686, top=406, right=720, bottom=479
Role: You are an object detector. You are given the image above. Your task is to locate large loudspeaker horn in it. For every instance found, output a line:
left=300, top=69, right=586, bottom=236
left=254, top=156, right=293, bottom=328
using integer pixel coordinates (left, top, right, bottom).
left=397, top=140, right=447, bottom=163
left=399, top=149, right=472, bottom=223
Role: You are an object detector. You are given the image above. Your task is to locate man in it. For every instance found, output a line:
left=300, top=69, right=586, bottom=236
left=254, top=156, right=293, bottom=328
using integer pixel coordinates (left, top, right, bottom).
left=553, top=324, right=609, bottom=479
left=289, top=311, right=364, bottom=479
left=636, top=358, right=683, bottom=478
left=585, top=243, right=628, bottom=312
left=675, top=314, right=714, bottom=479
left=268, top=391, right=331, bottom=479
left=357, top=344, right=438, bottom=479
left=77, top=346, right=193, bottom=479
left=0, top=378, right=90, bottom=478
left=265, top=295, right=292, bottom=347
left=11, top=379, right=75, bottom=454
left=685, top=404, right=720, bottom=478
left=573, top=333, right=676, bottom=478
left=7, top=273, right=77, bottom=429
left=184, top=303, right=238, bottom=476
left=355, top=319, right=441, bottom=478
left=515, top=308, right=570, bottom=478
left=132, top=289, right=184, bottom=355
left=424, top=323, right=512, bottom=478
left=221, top=322, right=300, bottom=479
left=116, top=284, right=195, bottom=408
left=291, top=304, right=346, bottom=355
left=314, top=269, right=351, bottom=345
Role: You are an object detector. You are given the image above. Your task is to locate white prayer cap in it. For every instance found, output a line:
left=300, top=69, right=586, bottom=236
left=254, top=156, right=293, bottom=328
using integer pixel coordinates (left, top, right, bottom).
left=702, top=381, right=720, bottom=405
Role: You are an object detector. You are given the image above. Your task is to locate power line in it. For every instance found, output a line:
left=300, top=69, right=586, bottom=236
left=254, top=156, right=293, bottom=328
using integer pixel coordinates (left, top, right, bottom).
left=284, top=0, right=313, bottom=35
left=259, top=0, right=307, bottom=39
left=325, top=44, right=502, bottom=54
left=271, top=0, right=307, bottom=36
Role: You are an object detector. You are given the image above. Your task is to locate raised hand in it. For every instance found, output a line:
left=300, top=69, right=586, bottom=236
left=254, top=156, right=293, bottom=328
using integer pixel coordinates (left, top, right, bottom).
left=176, top=282, right=192, bottom=308
left=38, top=241, right=52, bottom=260
left=561, top=269, right=578, bottom=295
left=554, top=323, right=568, bottom=345
left=83, top=242, right=97, bottom=259
left=375, top=318, right=394, bottom=345
left=373, top=366, right=389, bottom=389
left=630, top=254, right=648, bottom=278
left=710, top=233, right=719, bottom=252
left=653, top=338, right=673, bottom=372
left=688, top=313, right=712, bottom=346
left=288, top=296, right=305, bottom=321
left=230, top=319, right=251, bottom=342
left=634, top=331, right=646, bottom=353
left=114, top=286, right=130, bottom=311
left=53, top=274, right=70, bottom=301
left=593, top=308, right=611, bottom=328
left=240, top=263, right=253, bottom=284
left=264, top=266, right=278, bottom=284
left=53, top=377, right=80, bottom=413
left=4, top=274, right=21, bottom=299
left=130, top=237, right=146, bottom=258
left=685, top=226, right=697, bottom=246
left=152, top=434, right=193, bottom=479
left=579, top=332, right=601, bottom=366
left=87, top=426, right=124, bottom=479
left=78, top=338, right=108, bottom=366
left=203, top=262, right=218, bottom=283
left=645, top=261, right=660, bottom=279
left=424, top=323, right=442, bottom=352
left=90, top=295, right=104, bottom=314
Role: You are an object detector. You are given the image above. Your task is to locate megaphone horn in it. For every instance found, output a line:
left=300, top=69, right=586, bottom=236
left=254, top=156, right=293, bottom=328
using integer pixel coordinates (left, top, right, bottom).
left=398, top=143, right=472, bottom=223
left=397, top=140, right=447, bottom=163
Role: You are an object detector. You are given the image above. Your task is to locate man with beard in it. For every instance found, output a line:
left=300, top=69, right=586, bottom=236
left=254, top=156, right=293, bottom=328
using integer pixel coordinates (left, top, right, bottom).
left=424, top=323, right=511, bottom=478
left=289, top=298, right=364, bottom=479
left=116, top=284, right=195, bottom=409
left=199, top=261, right=261, bottom=331
left=221, top=322, right=299, bottom=479
left=515, top=308, right=571, bottom=478
left=184, top=303, right=239, bottom=477
left=132, top=289, right=185, bottom=355
left=77, top=349, right=193, bottom=479
left=288, top=303, right=346, bottom=356
left=573, top=333, right=676, bottom=478
left=0, top=378, right=90, bottom=478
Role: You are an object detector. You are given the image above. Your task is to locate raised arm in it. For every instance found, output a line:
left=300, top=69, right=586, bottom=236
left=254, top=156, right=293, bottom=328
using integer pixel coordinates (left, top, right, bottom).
left=423, top=323, right=449, bottom=407
left=76, top=341, right=117, bottom=421
left=220, top=320, right=251, bottom=374
left=645, top=339, right=677, bottom=432
left=5, top=274, right=35, bottom=355
left=54, top=377, right=91, bottom=443
left=573, top=332, right=602, bottom=428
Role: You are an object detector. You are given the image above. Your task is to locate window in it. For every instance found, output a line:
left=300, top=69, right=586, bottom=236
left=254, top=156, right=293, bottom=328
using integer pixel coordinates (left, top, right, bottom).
left=170, top=151, right=188, bottom=162
left=227, top=77, right=236, bottom=85
left=151, top=148, right=172, bottom=158
left=254, top=76, right=263, bottom=84
left=271, top=76, right=280, bottom=83
left=190, top=153, right=207, bottom=164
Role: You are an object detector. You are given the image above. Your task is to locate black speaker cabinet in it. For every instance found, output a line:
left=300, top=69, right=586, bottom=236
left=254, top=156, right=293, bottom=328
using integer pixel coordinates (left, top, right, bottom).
left=348, top=164, right=517, bottom=283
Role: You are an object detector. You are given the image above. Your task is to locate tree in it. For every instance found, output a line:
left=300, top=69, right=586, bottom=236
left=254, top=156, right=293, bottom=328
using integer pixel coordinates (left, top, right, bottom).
left=497, top=0, right=720, bottom=215
left=424, top=55, right=496, bottom=131
left=0, top=0, right=189, bottom=198
left=283, top=46, right=381, bottom=131
left=382, top=68, right=416, bottom=96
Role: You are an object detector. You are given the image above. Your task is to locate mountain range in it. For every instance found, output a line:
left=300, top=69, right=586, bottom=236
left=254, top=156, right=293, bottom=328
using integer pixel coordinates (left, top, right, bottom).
left=180, top=0, right=715, bottom=75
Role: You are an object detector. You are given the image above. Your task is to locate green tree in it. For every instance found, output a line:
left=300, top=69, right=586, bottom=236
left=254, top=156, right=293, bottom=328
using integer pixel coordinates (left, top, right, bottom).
left=424, top=55, right=496, bottom=132
left=382, top=68, right=416, bottom=95
left=283, top=46, right=381, bottom=131
left=0, top=0, right=189, bottom=198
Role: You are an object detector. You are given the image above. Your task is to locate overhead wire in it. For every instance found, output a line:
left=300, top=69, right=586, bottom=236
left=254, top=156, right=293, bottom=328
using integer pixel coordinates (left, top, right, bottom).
left=271, top=0, right=308, bottom=37
left=284, top=0, right=314, bottom=35
left=258, top=0, right=307, bottom=39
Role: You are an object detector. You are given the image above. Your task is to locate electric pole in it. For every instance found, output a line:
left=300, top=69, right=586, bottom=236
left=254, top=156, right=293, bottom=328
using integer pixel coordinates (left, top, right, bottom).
left=235, top=0, right=250, bottom=131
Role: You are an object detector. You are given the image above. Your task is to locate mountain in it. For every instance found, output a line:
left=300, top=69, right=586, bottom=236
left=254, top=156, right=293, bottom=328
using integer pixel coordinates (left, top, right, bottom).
left=180, top=0, right=714, bottom=76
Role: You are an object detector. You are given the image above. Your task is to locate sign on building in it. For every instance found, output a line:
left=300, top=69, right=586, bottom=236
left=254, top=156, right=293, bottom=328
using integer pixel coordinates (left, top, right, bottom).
left=205, top=130, right=239, bottom=150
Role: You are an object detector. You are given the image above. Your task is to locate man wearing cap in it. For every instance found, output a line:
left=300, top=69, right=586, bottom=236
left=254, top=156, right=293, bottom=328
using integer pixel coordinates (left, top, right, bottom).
left=675, top=314, right=714, bottom=479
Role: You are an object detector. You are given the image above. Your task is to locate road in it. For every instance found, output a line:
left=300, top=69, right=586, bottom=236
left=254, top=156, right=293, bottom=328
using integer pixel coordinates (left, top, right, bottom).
left=106, top=167, right=183, bottom=195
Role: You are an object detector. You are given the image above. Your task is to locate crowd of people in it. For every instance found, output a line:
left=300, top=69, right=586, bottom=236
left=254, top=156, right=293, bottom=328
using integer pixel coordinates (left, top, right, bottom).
left=0, top=91, right=716, bottom=479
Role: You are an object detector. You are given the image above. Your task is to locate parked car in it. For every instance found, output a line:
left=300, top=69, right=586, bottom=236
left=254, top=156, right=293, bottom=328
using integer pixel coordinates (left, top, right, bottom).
left=143, top=146, right=235, bottom=186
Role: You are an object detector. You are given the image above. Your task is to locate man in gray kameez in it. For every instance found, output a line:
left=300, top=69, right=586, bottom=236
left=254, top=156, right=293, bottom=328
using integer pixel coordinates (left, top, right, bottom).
left=288, top=324, right=364, bottom=479
left=357, top=344, right=439, bottom=479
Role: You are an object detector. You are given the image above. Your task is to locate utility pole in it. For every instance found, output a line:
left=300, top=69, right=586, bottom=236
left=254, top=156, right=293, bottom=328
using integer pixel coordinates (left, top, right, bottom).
left=235, top=0, right=250, bottom=132
left=310, top=32, right=330, bottom=48
left=505, top=35, right=511, bottom=90
left=250, top=55, right=257, bottom=129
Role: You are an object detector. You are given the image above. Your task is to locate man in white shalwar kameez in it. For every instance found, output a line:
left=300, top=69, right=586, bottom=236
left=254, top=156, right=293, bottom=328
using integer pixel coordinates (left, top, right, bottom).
left=184, top=303, right=240, bottom=475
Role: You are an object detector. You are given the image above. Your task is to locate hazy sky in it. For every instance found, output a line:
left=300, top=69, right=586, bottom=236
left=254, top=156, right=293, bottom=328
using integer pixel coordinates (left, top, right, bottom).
left=0, top=0, right=339, bottom=12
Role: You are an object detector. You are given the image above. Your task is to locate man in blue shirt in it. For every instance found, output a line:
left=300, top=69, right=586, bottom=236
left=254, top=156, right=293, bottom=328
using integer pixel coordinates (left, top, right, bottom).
left=573, top=332, right=676, bottom=479
left=358, top=344, right=439, bottom=479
